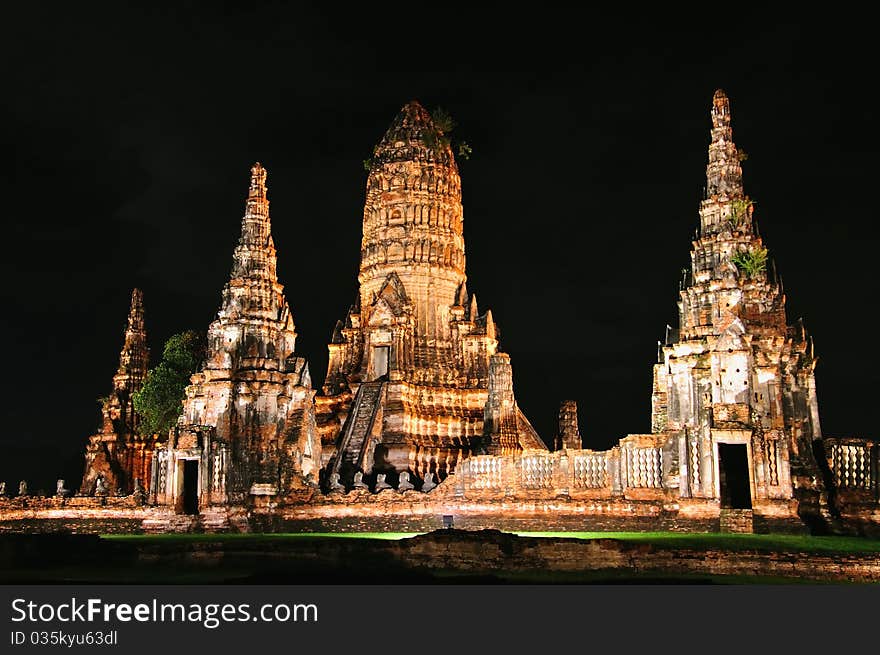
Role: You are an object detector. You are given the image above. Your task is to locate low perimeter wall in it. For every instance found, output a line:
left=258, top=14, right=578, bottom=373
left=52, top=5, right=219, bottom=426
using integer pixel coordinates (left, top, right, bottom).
left=5, top=441, right=878, bottom=535
left=0, top=491, right=810, bottom=535
left=0, top=496, right=152, bottom=534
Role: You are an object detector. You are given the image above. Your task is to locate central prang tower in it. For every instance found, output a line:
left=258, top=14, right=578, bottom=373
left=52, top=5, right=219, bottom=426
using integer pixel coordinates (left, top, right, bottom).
left=317, top=101, right=545, bottom=487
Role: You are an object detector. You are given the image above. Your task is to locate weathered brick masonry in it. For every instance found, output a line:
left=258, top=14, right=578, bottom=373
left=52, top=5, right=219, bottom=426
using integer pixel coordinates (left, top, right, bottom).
left=2, top=91, right=877, bottom=537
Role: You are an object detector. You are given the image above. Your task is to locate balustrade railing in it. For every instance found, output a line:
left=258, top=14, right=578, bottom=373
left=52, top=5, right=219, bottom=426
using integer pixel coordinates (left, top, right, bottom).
left=828, top=440, right=875, bottom=490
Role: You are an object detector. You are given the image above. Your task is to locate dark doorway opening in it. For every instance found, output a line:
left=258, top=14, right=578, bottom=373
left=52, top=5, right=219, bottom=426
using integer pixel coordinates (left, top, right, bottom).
left=182, top=460, right=199, bottom=515
left=718, top=443, right=751, bottom=509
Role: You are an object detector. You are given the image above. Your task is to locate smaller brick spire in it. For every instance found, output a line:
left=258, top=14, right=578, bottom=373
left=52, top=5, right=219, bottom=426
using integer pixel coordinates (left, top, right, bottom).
left=555, top=400, right=582, bottom=451
left=114, top=288, right=148, bottom=391
left=214, top=162, right=296, bottom=349
left=233, top=162, right=273, bottom=260
left=100, top=288, right=149, bottom=436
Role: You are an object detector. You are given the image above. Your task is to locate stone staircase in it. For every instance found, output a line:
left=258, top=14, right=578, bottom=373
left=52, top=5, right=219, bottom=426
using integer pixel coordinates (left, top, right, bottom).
left=719, top=508, right=754, bottom=533
left=336, top=381, right=384, bottom=473
left=141, top=511, right=198, bottom=534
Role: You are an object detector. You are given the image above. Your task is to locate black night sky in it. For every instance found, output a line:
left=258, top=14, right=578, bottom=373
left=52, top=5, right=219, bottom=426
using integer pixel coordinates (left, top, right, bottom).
left=1, top=6, right=877, bottom=492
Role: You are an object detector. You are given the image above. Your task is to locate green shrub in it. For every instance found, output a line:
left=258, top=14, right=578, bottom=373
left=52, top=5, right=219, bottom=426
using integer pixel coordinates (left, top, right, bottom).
left=731, top=247, right=768, bottom=279
left=133, top=331, right=205, bottom=436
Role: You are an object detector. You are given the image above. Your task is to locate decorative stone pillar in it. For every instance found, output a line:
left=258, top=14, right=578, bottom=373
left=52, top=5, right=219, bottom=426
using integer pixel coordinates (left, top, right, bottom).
left=502, top=455, right=517, bottom=497
left=554, top=452, right=571, bottom=497
left=609, top=447, right=623, bottom=497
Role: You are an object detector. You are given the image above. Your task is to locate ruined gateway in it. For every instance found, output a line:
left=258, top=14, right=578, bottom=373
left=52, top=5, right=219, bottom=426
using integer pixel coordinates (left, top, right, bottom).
left=3, top=91, right=877, bottom=535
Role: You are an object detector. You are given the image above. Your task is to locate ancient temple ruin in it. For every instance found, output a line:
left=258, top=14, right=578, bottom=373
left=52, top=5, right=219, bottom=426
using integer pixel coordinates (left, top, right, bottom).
left=3, top=90, right=877, bottom=536
left=315, top=101, right=544, bottom=488
left=80, top=288, right=152, bottom=495
left=149, top=163, right=319, bottom=517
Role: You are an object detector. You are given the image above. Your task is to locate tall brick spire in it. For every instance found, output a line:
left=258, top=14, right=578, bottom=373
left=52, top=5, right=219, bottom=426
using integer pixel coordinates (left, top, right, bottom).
left=690, top=90, right=762, bottom=279
left=679, top=91, right=777, bottom=334
left=169, top=162, right=317, bottom=506
left=217, top=162, right=291, bottom=331
left=706, top=89, right=744, bottom=198
left=228, top=162, right=277, bottom=283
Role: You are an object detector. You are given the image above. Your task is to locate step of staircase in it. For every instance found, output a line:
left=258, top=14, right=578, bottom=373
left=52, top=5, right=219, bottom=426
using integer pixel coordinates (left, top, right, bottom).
left=198, top=508, right=231, bottom=532
left=227, top=509, right=252, bottom=534
left=719, top=508, right=754, bottom=533
left=141, top=512, right=198, bottom=534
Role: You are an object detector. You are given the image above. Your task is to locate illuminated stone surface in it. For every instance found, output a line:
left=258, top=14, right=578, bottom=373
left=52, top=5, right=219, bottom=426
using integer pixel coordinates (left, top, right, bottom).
left=150, top=164, right=319, bottom=517
left=3, top=91, right=877, bottom=537
left=648, top=89, right=825, bottom=530
left=316, top=101, right=544, bottom=487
